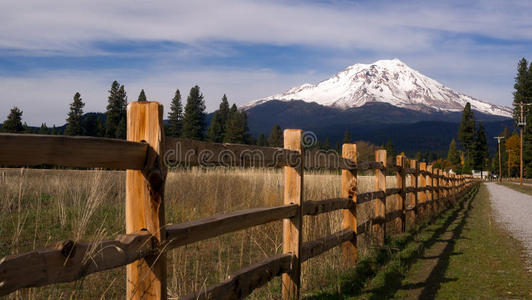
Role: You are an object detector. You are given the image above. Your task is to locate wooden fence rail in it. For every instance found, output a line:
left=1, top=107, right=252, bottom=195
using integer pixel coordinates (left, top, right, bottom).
left=0, top=101, right=475, bottom=299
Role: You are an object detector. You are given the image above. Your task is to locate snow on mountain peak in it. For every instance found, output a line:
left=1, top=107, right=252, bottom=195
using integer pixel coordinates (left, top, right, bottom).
left=246, top=59, right=512, bottom=118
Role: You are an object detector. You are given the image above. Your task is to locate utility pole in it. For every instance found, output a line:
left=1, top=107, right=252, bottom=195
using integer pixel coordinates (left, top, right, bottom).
left=513, top=102, right=532, bottom=185
left=494, top=136, right=504, bottom=182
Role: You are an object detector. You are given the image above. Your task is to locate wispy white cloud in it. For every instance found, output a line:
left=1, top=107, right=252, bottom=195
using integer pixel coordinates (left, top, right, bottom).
left=0, top=0, right=530, bottom=125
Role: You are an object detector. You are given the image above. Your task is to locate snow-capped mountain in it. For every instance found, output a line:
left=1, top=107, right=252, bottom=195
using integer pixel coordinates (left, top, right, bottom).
left=246, top=58, right=512, bottom=118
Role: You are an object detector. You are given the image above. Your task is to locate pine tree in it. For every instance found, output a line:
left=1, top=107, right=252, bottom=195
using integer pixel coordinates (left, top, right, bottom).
left=137, top=89, right=147, bottom=102
left=115, top=117, right=126, bottom=139
left=224, top=105, right=251, bottom=144
left=384, top=139, right=396, bottom=158
left=2, top=106, right=23, bottom=133
left=39, top=123, right=49, bottom=134
left=457, top=102, right=476, bottom=160
left=323, top=137, right=330, bottom=150
left=182, top=85, right=206, bottom=140
left=51, top=125, right=57, bottom=135
left=343, top=130, right=352, bottom=144
left=65, top=92, right=85, bottom=136
left=206, top=112, right=224, bottom=142
left=219, top=95, right=230, bottom=128
left=206, top=95, right=231, bottom=142
left=168, top=89, right=183, bottom=137
left=447, top=139, right=460, bottom=168
left=23, top=122, right=32, bottom=133
left=105, top=81, right=127, bottom=138
left=513, top=58, right=529, bottom=122
left=472, top=122, right=489, bottom=170
left=256, top=133, right=267, bottom=146
left=267, top=124, right=283, bottom=147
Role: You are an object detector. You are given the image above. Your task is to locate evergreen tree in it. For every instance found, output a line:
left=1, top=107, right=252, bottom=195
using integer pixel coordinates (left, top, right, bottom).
left=457, top=102, right=476, bottom=160
left=472, top=122, right=489, bottom=170
left=206, top=95, right=232, bottom=142
left=513, top=58, right=529, bottom=122
left=256, top=133, right=267, bottom=146
left=39, top=123, right=49, bottom=134
left=105, top=81, right=127, bottom=138
left=219, top=95, right=231, bottom=139
left=51, top=125, right=57, bottom=135
left=2, top=106, right=23, bottom=133
left=182, top=85, right=206, bottom=140
left=115, top=117, right=126, bottom=139
left=65, top=92, right=85, bottom=136
left=137, top=89, right=147, bottom=102
left=23, top=122, right=32, bottom=133
left=447, top=139, right=461, bottom=168
left=343, top=130, right=352, bottom=144
left=168, top=89, right=183, bottom=137
left=384, top=139, right=396, bottom=159
left=82, top=113, right=105, bottom=137
left=323, top=137, right=330, bottom=150
left=206, top=112, right=224, bottom=142
left=267, top=124, right=283, bottom=147
left=224, top=105, right=250, bottom=144
left=415, top=151, right=422, bottom=161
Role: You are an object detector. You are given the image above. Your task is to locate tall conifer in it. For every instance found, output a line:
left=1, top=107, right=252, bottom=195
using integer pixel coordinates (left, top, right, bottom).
left=182, top=85, right=206, bottom=140
left=65, top=92, right=85, bottom=136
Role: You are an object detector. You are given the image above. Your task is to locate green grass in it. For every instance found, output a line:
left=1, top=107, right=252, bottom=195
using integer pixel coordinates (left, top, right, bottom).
left=304, top=185, right=480, bottom=299
left=306, top=182, right=532, bottom=299
left=498, top=181, right=532, bottom=196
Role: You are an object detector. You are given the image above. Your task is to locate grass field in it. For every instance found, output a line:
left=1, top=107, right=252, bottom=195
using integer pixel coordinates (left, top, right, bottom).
left=306, top=183, right=532, bottom=299
left=0, top=167, right=410, bottom=299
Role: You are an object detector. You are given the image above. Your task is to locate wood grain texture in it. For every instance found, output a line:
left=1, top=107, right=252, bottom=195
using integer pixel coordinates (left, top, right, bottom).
left=0, top=231, right=155, bottom=296
left=282, top=129, right=303, bottom=300
left=418, top=162, right=427, bottom=218
left=433, top=168, right=440, bottom=214
left=427, top=165, right=433, bottom=217
left=181, top=254, right=293, bottom=300
left=302, top=229, right=354, bottom=262
left=396, top=155, right=406, bottom=233
left=407, top=160, right=418, bottom=229
left=126, top=102, right=167, bottom=300
left=166, top=205, right=297, bottom=248
left=374, top=149, right=386, bottom=245
left=341, top=144, right=357, bottom=265
left=0, top=133, right=147, bottom=169
left=303, top=198, right=352, bottom=216
left=164, top=137, right=301, bottom=168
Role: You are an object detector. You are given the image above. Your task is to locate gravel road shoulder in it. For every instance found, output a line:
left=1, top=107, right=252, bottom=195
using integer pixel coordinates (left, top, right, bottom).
left=486, top=182, right=532, bottom=270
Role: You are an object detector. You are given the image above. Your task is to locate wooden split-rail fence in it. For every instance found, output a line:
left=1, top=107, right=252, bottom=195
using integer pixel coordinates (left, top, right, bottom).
left=0, top=101, right=474, bottom=299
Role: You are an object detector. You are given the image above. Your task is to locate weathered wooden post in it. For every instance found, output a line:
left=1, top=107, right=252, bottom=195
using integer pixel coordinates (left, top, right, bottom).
left=396, top=155, right=406, bottom=232
left=408, top=160, right=418, bottom=228
left=418, top=162, right=427, bottom=219
left=433, top=168, right=440, bottom=214
left=342, top=144, right=357, bottom=265
left=126, top=102, right=167, bottom=300
left=427, top=165, right=433, bottom=217
left=374, top=150, right=386, bottom=245
left=282, top=129, right=303, bottom=300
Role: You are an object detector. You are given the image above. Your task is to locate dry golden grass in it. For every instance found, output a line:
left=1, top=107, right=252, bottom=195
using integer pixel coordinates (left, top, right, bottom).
left=0, top=167, right=411, bottom=299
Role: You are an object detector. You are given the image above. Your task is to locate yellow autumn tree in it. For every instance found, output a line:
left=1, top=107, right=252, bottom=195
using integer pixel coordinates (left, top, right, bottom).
left=505, top=134, right=520, bottom=170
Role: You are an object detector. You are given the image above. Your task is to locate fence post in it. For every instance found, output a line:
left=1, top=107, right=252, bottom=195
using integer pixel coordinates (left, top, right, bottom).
left=374, top=149, right=386, bottom=245
left=408, top=160, right=418, bottom=229
left=282, top=129, right=303, bottom=300
left=418, top=162, right=427, bottom=219
left=126, top=102, right=167, bottom=300
left=396, top=155, right=406, bottom=233
left=426, top=165, right=433, bottom=217
left=342, top=144, right=357, bottom=265
left=433, top=168, right=439, bottom=213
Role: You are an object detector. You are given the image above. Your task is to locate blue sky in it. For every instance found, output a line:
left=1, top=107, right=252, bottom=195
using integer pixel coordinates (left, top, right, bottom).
left=1, top=0, right=532, bottom=125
